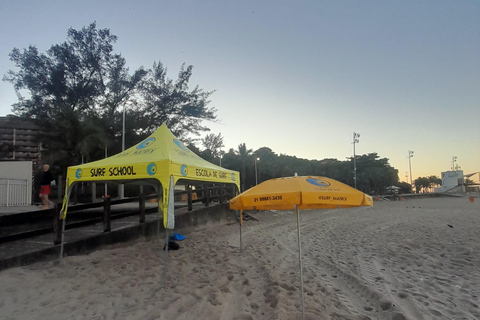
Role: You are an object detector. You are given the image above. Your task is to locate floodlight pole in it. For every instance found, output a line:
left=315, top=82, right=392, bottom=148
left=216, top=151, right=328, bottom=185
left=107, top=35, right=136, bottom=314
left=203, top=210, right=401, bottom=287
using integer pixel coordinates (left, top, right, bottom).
left=352, top=132, right=360, bottom=189
left=255, top=157, right=260, bottom=185
left=451, top=156, right=457, bottom=171
left=408, top=150, right=414, bottom=194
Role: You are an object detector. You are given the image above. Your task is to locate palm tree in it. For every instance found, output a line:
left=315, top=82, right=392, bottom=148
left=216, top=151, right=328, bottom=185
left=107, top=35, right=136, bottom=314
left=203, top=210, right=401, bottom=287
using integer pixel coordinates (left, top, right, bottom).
left=235, top=143, right=252, bottom=191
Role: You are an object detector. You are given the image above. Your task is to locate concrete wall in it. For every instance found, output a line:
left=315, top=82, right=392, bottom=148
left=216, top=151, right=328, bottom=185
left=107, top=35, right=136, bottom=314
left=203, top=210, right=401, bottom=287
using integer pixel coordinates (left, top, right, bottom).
left=0, top=161, right=33, bottom=180
left=0, top=202, right=238, bottom=270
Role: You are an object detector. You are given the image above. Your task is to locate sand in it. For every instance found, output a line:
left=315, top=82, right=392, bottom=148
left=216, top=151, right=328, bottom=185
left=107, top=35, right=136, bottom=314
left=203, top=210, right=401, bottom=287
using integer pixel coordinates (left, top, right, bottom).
left=0, top=197, right=479, bottom=320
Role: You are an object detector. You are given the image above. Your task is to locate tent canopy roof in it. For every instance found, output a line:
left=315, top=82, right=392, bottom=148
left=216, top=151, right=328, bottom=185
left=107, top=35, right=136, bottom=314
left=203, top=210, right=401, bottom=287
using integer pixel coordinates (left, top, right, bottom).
left=65, top=124, right=240, bottom=189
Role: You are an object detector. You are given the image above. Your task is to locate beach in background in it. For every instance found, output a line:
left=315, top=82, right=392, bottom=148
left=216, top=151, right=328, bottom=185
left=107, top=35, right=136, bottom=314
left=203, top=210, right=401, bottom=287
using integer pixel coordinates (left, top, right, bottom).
left=1, top=197, right=479, bottom=320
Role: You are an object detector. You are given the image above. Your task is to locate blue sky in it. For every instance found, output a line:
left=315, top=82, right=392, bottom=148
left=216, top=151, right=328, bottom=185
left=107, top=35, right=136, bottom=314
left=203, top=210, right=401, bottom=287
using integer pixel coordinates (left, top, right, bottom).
left=1, top=0, right=479, bottom=181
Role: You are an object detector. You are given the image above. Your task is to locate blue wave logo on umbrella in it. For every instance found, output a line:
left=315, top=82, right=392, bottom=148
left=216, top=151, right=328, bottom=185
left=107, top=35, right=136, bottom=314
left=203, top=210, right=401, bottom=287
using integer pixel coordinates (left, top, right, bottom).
left=137, top=137, right=156, bottom=149
left=147, top=163, right=157, bottom=176
left=306, top=178, right=330, bottom=187
left=231, top=173, right=235, bottom=181
left=180, top=164, right=188, bottom=177
left=75, top=169, right=83, bottom=179
left=174, top=139, right=189, bottom=152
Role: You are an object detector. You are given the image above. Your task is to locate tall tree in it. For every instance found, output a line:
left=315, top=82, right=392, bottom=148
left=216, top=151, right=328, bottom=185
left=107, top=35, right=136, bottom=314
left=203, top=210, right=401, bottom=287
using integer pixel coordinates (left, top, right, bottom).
left=3, top=23, right=145, bottom=167
left=139, top=62, right=217, bottom=140
left=201, top=132, right=225, bottom=163
left=3, top=22, right=217, bottom=169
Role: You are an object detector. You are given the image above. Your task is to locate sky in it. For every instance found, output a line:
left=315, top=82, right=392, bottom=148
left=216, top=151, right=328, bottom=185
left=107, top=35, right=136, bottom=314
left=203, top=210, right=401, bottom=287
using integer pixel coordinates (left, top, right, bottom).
left=1, top=0, right=479, bottom=182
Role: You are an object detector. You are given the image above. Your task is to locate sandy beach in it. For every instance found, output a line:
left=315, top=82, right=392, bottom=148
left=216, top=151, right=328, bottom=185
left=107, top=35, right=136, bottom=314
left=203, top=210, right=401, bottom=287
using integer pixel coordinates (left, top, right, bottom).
left=1, top=196, right=479, bottom=320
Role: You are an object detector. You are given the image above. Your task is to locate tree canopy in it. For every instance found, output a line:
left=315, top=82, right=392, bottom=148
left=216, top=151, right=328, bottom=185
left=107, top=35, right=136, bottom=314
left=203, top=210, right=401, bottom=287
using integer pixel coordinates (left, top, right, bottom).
left=3, top=22, right=217, bottom=171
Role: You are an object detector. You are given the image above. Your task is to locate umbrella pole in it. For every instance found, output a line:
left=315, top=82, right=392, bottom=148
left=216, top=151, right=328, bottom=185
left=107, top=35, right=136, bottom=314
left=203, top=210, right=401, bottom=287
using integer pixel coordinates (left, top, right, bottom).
left=296, top=205, right=305, bottom=320
left=240, top=210, right=243, bottom=253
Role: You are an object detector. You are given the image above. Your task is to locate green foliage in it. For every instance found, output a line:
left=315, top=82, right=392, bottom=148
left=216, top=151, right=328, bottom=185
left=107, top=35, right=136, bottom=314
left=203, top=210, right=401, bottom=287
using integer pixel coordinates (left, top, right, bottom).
left=197, top=141, right=399, bottom=193
left=201, top=132, right=225, bottom=161
left=139, top=62, right=216, bottom=139
left=414, top=175, right=442, bottom=193
left=235, top=143, right=253, bottom=191
left=3, top=22, right=216, bottom=172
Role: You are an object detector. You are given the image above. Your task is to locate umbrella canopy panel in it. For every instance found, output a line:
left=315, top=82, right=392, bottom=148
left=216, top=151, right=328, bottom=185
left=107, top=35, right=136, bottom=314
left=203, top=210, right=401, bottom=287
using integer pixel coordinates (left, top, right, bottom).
left=229, top=176, right=373, bottom=210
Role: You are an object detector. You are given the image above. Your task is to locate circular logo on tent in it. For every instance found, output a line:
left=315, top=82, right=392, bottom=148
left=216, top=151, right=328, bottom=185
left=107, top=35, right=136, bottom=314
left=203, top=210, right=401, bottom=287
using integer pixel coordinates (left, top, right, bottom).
left=231, top=173, right=235, bottom=181
left=306, top=178, right=330, bottom=187
left=137, top=137, right=155, bottom=149
left=173, top=139, right=189, bottom=152
left=147, top=163, right=157, bottom=176
left=75, top=169, right=83, bottom=179
left=180, top=164, right=188, bottom=177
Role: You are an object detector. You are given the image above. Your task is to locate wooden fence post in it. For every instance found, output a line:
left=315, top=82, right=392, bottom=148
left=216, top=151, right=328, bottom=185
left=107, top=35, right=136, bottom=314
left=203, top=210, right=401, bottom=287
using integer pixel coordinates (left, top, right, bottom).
left=203, top=184, right=210, bottom=207
left=187, top=185, right=193, bottom=211
left=103, top=195, right=111, bottom=232
left=139, top=193, right=145, bottom=223
left=219, top=184, right=224, bottom=203
left=53, top=205, right=63, bottom=245
left=57, top=175, right=63, bottom=202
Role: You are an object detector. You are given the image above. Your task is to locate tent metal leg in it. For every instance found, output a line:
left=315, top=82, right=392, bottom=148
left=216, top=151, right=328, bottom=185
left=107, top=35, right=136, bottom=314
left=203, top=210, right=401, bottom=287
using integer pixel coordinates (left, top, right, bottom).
left=296, top=206, right=305, bottom=320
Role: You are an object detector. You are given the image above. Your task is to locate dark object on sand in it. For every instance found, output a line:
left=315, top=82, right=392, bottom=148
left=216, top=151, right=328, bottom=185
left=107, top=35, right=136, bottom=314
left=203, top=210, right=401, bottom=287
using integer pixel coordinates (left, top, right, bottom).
left=164, top=241, right=180, bottom=251
left=448, top=224, right=453, bottom=228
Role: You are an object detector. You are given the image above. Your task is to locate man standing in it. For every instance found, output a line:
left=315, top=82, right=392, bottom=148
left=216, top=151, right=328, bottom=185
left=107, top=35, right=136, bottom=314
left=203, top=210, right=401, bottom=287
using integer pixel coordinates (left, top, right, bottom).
left=40, top=164, right=54, bottom=209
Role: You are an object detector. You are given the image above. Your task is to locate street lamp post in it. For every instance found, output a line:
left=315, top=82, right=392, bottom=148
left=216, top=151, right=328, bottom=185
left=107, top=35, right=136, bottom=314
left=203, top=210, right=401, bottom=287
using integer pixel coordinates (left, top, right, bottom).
left=352, top=132, right=360, bottom=189
left=255, top=157, right=260, bottom=185
left=119, top=105, right=126, bottom=199
left=219, top=150, right=225, bottom=167
left=408, top=150, right=414, bottom=194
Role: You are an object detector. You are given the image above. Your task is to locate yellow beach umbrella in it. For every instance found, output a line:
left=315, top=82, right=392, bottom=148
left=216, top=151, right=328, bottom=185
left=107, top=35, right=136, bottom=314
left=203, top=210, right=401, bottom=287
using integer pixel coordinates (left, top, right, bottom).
left=229, top=175, right=373, bottom=320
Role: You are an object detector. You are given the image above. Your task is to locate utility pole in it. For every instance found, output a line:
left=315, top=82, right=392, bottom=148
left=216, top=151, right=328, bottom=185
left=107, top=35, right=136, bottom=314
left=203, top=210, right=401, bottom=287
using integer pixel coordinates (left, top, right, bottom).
left=352, top=132, right=360, bottom=189
left=408, top=150, right=414, bottom=194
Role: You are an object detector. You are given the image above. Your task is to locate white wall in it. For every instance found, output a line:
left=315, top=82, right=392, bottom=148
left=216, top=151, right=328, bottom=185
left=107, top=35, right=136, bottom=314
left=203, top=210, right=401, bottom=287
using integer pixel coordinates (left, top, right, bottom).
left=0, top=161, right=33, bottom=180
left=441, top=170, right=464, bottom=189
left=0, top=161, right=33, bottom=205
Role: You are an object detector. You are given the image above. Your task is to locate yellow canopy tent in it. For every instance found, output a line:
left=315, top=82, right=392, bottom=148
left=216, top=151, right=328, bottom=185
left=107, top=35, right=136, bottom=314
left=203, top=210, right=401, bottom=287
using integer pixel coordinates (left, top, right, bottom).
left=60, top=124, right=241, bottom=230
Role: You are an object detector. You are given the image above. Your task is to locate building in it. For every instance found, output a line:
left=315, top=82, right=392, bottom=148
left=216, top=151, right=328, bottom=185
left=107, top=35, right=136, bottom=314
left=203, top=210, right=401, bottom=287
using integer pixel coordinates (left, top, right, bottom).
left=0, top=115, right=41, bottom=165
left=0, top=116, right=43, bottom=205
left=434, top=170, right=466, bottom=194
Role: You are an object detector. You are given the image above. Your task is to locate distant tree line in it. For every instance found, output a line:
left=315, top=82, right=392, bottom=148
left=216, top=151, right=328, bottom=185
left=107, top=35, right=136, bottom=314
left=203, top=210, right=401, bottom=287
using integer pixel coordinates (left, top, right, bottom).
left=195, top=134, right=400, bottom=194
left=414, top=176, right=442, bottom=193
left=4, top=22, right=410, bottom=195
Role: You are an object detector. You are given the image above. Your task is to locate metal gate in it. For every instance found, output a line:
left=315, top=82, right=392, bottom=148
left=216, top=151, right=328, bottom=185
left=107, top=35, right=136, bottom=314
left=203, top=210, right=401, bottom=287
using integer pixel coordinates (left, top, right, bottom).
left=0, top=178, right=29, bottom=206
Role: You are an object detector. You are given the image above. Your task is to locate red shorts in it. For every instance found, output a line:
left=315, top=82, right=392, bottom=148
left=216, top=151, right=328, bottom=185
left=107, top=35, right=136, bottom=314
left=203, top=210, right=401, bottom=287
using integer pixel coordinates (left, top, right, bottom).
left=40, top=185, right=51, bottom=195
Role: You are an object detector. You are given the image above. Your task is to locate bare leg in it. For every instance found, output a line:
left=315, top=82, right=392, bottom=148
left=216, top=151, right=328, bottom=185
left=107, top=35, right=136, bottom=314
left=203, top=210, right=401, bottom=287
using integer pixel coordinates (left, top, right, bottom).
left=46, top=195, right=53, bottom=208
left=41, top=194, right=48, bottom=209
